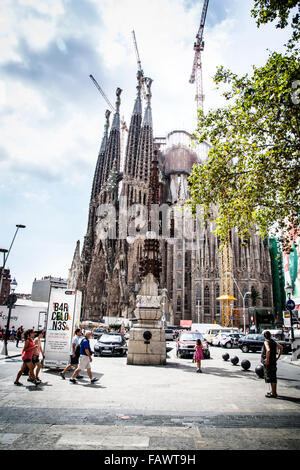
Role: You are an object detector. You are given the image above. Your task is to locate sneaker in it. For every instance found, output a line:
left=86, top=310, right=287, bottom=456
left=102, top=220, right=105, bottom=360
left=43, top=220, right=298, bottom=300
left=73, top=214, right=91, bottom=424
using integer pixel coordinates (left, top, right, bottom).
left=14, top=381, right=23, bottom=386
left=90, top=378, right=99, bottom=383
left=77, top=375, right=84, bottom=379
left=69, top=378, right=77, bottom=384
left=60, top=372, right=65, bottom=380
left=27, top=378, right=35, bottom=383
left=265, top=393, right=277, bottom=398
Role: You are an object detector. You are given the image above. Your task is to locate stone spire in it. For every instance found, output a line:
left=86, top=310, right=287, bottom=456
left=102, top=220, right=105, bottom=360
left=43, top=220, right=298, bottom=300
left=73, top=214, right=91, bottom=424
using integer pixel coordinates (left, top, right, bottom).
left=102, top=88, right=122, bottom=197
left=68, top=240, right=81, bottom=289
left=92, top=109, right=110, bottom=198
left=134, top=77, right=154, bottom=182
left=81, top=110, right=111, bottom=278
left=123, top=71, right=143, bottom=180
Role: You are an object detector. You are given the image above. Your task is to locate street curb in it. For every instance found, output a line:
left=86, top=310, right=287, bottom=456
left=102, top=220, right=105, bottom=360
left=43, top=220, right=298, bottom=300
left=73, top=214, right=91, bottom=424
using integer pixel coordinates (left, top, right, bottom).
left=280, top=356, right=300, bottom=367
left=0, top=354, right=22, bottom=360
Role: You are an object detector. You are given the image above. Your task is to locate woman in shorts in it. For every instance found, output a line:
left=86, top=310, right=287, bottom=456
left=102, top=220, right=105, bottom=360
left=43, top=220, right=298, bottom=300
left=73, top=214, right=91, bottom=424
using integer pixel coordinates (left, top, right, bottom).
left=32, top=331, right=45, bottom=382
left=14, top=329, right=39, bottom=386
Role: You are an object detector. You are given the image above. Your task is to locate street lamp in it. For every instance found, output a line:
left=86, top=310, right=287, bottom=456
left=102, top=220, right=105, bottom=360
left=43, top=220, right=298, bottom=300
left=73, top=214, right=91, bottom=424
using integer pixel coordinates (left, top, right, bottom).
left=242, top=291, right=251, bottom=335
left=0, top=224, right=26, bottom=296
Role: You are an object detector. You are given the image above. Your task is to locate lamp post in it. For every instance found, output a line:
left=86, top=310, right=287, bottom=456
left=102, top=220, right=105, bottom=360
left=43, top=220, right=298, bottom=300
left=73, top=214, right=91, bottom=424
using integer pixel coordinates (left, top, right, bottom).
left=242, top=291, right=251, bottom=335
left=0, top=225, right=26, bottom=296
left=2, top=278, right=18, bottom=356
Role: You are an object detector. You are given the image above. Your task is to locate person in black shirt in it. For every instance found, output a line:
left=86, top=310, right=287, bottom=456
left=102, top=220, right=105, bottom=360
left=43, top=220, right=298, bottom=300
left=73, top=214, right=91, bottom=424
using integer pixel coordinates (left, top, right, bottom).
left=261, top=330, right=283, bottom=398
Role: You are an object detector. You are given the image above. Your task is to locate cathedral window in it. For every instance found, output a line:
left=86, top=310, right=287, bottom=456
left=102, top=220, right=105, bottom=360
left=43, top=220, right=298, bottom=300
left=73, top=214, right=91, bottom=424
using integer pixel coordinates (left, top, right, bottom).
left=262, top=287, right=269, bottom=307
left=204, top=285, right=210, bottom=316
left=177, top=254, right=182, bottom=269
left=216, top=284, right=221, bottom=315
left=196, top=284, right=201, bottom=305
left=204, top=285, right=210, bottom=305
left=177, top=296, right=181, bottom=312
left=177, top=273, right=182, bottom=289
left=243, top=286, right=250, bottom=307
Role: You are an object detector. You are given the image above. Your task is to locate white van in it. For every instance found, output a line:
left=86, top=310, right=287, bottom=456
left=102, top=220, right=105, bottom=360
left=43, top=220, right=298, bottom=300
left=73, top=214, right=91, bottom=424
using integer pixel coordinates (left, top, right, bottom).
left=204, top=327, right=239, bottom=344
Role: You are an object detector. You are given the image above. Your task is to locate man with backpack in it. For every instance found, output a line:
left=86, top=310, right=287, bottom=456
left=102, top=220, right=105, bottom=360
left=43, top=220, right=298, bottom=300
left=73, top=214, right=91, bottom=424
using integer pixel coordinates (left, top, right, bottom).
left=60, top=328, right=83, bottom=380
left=70, top=331, right=99, bottom=384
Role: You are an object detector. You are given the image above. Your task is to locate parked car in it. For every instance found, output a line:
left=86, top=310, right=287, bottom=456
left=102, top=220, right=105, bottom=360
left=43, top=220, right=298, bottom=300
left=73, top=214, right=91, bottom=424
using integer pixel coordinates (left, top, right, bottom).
left=176, top=332, right=210, bottom=359
left=94, top=333, right=127, bottom=357
left=220, top=333, right=245, bottom=348
left=205, top=327, right=240, bottom=345
left=212, top=333, right=226, bottom=347
left=92, top=328, right=105, bottom=339
left=164, top=329, right=174, bottom=341
left=238, top=334, right=291, bottom=354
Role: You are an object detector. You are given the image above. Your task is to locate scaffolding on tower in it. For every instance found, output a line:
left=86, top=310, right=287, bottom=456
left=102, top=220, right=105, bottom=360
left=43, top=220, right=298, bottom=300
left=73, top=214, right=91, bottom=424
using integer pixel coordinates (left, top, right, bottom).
left=218, top=232, right=237, bottom=327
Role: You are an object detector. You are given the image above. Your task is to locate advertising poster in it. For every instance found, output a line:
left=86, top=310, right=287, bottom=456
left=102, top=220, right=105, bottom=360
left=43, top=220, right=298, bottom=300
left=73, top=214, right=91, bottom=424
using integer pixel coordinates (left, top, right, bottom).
left=44, top=287, right=80, bottom=368
left=283, top=232, right=300, bottom=310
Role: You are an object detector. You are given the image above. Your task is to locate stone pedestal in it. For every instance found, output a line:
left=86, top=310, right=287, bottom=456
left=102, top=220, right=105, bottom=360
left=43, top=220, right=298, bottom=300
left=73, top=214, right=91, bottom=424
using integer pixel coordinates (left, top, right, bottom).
left=127, top=273, right=166, bottom=365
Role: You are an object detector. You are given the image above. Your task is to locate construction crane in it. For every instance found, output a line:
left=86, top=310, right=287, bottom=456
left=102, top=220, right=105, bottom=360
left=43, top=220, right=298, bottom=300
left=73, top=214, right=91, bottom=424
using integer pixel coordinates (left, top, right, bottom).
left=190, top=1, right=235, bottom=326
left=89, top=74, right=128, bottom=165
left=131, top=30, right=147, bottom=99
left=189, top=0, right=209, bottom=113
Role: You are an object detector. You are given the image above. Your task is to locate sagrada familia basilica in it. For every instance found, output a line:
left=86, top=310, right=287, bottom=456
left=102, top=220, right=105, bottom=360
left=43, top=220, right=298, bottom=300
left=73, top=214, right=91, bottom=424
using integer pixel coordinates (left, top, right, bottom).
left=68, top=71, right=274, bottom=326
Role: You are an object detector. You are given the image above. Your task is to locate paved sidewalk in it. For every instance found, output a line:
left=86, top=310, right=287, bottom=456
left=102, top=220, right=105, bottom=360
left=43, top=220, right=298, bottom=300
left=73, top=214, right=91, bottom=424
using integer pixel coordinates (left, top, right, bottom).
left=0, top=339, right=299, bottom=450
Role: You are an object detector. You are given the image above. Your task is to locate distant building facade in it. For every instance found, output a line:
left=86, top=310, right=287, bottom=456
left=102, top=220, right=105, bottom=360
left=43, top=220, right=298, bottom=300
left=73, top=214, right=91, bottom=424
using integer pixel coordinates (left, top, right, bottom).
left=31, top=276, right=67, bottom=302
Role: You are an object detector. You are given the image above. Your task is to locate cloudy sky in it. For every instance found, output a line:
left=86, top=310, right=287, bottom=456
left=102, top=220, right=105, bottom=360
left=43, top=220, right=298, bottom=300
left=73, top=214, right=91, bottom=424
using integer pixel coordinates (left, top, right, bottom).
left=0, top=0, right=293, bottom=293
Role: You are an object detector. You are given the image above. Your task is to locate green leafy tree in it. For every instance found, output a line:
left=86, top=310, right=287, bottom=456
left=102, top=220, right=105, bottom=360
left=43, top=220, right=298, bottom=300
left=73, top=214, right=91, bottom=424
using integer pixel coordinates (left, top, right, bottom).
left=251, top=0, right=300, bottom=43
left=188, top=47, right=300, bottom=250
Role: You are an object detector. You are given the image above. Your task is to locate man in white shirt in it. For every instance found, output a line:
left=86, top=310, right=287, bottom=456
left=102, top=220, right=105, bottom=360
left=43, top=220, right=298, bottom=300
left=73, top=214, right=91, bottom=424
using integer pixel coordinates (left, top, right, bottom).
left=60, top=328, right=83, bottom=379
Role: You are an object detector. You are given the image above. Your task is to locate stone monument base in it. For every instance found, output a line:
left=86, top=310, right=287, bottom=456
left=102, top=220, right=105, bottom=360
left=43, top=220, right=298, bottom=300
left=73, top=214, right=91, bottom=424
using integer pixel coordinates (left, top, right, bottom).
left=127, top=273, right=166, bottom=366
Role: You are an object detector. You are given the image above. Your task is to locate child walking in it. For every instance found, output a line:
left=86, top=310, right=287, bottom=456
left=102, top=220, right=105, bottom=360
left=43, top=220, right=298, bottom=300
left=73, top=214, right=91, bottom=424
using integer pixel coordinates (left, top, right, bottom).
left=194, top=338, right=204, bottom=373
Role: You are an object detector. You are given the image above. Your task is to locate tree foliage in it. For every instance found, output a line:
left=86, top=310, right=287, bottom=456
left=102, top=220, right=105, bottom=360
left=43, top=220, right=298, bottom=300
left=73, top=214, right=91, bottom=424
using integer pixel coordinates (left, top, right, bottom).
left=188, top=47, right=300, bottom=250
left=251, top=0, right=299, bottom=27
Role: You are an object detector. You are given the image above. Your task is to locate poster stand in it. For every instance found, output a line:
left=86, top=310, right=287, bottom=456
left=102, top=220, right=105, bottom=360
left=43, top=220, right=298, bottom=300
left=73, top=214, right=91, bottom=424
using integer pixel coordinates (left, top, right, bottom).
left=43, top=284, right=82, bottom=369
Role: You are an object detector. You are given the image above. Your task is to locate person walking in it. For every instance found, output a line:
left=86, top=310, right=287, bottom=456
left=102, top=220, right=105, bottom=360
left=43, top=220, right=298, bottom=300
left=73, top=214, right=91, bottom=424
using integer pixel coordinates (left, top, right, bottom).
left=70, top=331, right=98, bottom=384
left=16, top=327, right=23, bottom=348
left=14, top=329, right=39, bottom=386
left=60, top=328, right=83, bottom=380
left=194, top=338, right=204, bottom=373
left=32, top=331, right=45, bottom=382
left=261, top=330, right=283, bottom=398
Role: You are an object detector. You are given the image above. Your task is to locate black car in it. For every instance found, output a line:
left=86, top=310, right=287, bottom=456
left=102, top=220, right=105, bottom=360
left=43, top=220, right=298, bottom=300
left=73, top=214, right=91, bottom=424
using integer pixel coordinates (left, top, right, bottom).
left=94, top=333, right=127, bottom=357
left=238, top=334, right=291, bottom=354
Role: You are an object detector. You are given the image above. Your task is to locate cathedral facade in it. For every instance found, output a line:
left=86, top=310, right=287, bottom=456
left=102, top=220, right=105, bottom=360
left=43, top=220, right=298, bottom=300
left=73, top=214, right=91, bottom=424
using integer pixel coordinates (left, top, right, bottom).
left=68, top=71, right=274, bottom=327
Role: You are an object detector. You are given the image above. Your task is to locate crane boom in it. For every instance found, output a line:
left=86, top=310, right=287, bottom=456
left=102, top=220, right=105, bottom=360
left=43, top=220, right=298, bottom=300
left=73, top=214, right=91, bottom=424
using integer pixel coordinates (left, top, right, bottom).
left=189, top=0, right=209, bottom=85
left=132, top=30, right=143, bottom=75
left=89, top=74, right=115, bottom=112
left=131, top=30, right=147, bottom=99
